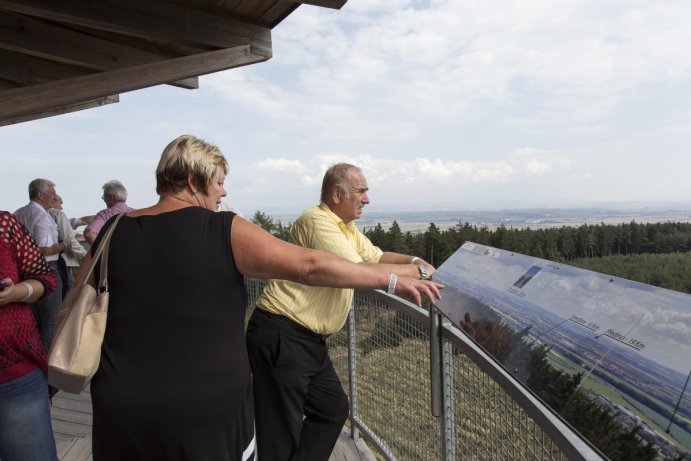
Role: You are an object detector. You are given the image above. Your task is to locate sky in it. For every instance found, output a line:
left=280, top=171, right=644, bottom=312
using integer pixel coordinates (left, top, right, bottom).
left=4, top=0, right=691, bottom=219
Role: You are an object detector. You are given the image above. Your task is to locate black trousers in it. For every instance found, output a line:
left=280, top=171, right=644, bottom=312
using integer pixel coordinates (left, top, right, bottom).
left=246, top=309, right=349, bottom=461
left=56, top=255, right=70, bottom=299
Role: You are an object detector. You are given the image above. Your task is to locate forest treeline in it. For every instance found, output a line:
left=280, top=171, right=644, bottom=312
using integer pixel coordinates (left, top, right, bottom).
left=251, top=211, right=691, bottom=294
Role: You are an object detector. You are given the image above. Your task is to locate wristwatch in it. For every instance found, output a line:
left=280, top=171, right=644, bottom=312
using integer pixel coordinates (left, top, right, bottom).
left=417, top=264, right=429, bottom=280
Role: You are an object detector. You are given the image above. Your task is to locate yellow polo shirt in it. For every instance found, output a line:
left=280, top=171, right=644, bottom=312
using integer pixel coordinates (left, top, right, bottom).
left=256, top=203, right=383, bottom=335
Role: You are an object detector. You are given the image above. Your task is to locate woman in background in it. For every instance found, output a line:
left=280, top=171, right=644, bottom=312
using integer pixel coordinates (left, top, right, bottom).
left=0, top=211, right=58, bottom=461
left=80, top=134, right=442, bottom=461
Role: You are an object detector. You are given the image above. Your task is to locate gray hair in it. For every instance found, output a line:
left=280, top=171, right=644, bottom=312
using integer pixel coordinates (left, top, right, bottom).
left=320, top=163, right=359, bottom=203
left=28, top=178, right=55, bottom=200
left=102, top=180, right=128, bottom=201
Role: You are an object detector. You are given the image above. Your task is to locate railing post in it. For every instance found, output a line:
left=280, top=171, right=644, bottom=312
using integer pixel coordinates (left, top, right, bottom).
left=432, top=306, right=456, bottom=460
left=440, top=316, right=456, bottom=461
left=347, top=300, right=359, bottom=440
left=430, top=305, right=442, bottom=417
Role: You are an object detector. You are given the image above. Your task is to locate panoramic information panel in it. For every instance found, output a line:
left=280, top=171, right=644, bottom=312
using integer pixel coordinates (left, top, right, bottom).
left=433, top=242, right=691, bottom=460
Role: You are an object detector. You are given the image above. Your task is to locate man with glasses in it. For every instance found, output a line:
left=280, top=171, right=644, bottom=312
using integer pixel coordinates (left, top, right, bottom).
left=246, top=163, right=436, bottom=461
left=84, top=180, right=135, bottom=245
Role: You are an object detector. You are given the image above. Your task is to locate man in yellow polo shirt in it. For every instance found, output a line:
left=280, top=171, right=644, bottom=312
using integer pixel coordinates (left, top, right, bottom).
left=246, top=163, right=436, bottom=461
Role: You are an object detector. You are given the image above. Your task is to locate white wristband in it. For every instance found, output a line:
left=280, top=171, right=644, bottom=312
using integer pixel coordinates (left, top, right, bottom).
left=411, top=256, right=420, bottom=264
left=387, top=273, right=397, bottom=294
left=21, top=282, right=33, bottom=301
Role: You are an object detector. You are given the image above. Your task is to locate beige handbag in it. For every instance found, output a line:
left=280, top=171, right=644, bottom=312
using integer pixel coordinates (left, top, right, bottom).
left=48, top=213, right=124, bottom=394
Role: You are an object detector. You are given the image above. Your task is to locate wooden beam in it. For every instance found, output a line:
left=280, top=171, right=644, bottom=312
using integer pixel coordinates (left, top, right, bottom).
left=0, top=45, right=267, bottom=122
left=0, top=49, right=85, bottom=85
left=0, top=0, right=273, bottom=56
left=0, top=12, right=199, bottom=88
left=299, top=0, right=347, bottom=9
left=0, top=95, right=119, bottom=127
left=0, top=78, right=20, bottom=90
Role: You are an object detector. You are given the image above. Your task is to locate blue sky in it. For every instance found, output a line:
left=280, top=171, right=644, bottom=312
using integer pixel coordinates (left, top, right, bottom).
left=4, top=0, right=691, bottom=219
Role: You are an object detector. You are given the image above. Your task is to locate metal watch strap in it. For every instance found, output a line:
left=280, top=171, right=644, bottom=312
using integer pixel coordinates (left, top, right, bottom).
left=417, top=264, right=428, bottom=280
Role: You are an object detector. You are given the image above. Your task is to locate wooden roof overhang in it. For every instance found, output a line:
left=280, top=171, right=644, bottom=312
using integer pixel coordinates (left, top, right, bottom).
left=0, top=0, right=346, bottom=126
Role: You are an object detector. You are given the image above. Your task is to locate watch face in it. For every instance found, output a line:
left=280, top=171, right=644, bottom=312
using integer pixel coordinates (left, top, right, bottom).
left=418, top=265, right=428, bottom=278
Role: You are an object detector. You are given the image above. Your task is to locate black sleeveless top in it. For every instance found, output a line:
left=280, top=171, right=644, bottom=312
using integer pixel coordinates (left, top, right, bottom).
left=90, top=207, right=254, bottom=461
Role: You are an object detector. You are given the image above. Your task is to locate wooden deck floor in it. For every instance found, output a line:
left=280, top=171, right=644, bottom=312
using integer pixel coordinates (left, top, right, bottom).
left=50, top=389, right=374, bottom=461
left=51, top=389, right=93, bottom=461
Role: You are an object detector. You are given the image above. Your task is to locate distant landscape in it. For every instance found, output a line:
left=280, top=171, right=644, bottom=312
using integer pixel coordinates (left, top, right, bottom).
left=266, top=204, right=691, bottom=233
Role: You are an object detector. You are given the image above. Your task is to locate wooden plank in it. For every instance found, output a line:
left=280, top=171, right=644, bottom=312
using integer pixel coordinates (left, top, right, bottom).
left=51, top=396, right=94, bottom=413
left=50, top=407, right=94, bottom=426
left=0, top=95, right=118, bottom=126
left=53, top=390, right=92, bottom=402
left=300, top=0, right=347, bottom=9
left=61, top=436, right=93, bottom=461
left=51, top=386, right=93, bottom=458
left=51, top=387, right=93, bottom=440
left=51, top=418, right=92, bottom=438
left=0, top=49, right=85, bottom=85
left=0, top=78, right=19, bottom=89
left=0, top=0, right=273, bottom=55
left=55, top=434, right=78, bottom=460
left=0, top=12, right=198, bottom=88
left=0, top=45, right=266, bottom=121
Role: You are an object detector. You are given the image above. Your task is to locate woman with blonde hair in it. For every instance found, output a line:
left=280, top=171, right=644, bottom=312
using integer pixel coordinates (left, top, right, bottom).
left=80, top=134, right=442, bottom=461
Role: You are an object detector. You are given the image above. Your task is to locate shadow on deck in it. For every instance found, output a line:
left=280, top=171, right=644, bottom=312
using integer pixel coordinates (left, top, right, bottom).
left=50, top=389, right=375, bottom=461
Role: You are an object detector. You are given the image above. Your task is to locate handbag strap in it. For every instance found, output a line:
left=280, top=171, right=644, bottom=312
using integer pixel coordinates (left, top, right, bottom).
left=80, top=213, right=125, bottom=291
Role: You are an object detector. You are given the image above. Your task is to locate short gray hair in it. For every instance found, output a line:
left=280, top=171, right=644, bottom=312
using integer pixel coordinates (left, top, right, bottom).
left=102, top=180, right=128, bottom=201
left=28, top=178, right=55, bottom=200
left=320, top=163, right=359, bottom=203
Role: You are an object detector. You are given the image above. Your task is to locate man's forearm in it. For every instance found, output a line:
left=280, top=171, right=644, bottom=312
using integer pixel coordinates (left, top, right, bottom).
left=84, top=229, right=96, bottom=244
left=40, top=241, right=67, bottom=256
left=379, top=252, right=414, bottom=265
left=378, top=252, right=436, bottom=279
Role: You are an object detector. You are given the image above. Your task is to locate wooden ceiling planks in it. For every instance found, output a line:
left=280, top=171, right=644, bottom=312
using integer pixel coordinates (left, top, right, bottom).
left=0, top=0, right=347, bottom=126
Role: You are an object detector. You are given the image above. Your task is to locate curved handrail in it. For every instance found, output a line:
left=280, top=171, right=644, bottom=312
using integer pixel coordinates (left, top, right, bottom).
left=359, top=289, right=605, bottom=461
left=245, top=278, right=605, bottom=460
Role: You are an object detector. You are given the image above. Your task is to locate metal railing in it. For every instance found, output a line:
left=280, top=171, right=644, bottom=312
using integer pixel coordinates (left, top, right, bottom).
left=246, top=279, right=604, bottom=461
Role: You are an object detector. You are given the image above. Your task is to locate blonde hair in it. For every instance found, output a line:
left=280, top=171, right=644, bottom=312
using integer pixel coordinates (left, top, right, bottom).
left=156, top=135, right=228, bottom=195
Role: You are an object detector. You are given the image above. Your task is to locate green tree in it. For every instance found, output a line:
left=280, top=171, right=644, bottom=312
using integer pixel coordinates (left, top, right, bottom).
left=424, top=223, right=441, bottom=266
left=251, top=210, right=276, bottom=233
left=366, top=223, right=388, bottom=249
left=387, top=221, right=409, bottom=254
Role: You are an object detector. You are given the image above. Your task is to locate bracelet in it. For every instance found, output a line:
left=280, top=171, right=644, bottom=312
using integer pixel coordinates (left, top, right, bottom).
left=411, top=256, right=420, bottom=264
left=387, top=273, right=397, bottom=294
left=21, top=282, right=33, bottom=301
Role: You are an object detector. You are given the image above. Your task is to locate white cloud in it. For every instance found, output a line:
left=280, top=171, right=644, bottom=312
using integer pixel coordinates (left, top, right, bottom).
left=205, top=72, right=294, bottom=118
left=511, top=148, right=557, bottom=158
left=265, top=0, right=691, bottom=133
left=509, top=148, right=572, bottom=176
left=256, top=158, right=306, bottom=173
left=4, top=0, right=691, bottom=215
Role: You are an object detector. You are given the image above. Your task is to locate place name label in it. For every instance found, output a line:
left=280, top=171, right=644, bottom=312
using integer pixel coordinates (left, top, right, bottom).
left=569, top=315, right=600, bottom=331
left=603, top=329, right=646, bottom=350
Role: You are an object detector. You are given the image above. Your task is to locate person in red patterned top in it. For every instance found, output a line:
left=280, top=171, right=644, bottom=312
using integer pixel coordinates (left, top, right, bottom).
left=0, top=210, right=58, bottom=461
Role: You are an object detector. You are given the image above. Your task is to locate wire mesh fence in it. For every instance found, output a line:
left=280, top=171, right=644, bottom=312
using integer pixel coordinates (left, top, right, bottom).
left=245, top=278, right=591, bottom=461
